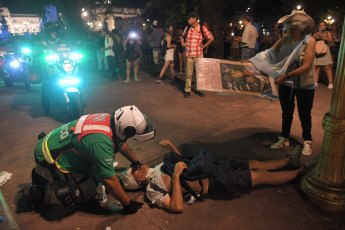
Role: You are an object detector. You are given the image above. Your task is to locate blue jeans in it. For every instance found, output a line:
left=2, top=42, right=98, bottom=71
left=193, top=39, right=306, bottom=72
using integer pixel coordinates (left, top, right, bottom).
left=241, top=47, right=255, bottom=60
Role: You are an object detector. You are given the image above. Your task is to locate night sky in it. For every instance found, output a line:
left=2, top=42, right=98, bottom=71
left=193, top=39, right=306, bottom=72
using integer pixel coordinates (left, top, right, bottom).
left=1, top=0, right=150, bottom=14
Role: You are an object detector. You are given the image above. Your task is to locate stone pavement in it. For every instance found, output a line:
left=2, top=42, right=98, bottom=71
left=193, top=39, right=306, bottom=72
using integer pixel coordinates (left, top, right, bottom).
left=0, top=65, right=344, bottom=230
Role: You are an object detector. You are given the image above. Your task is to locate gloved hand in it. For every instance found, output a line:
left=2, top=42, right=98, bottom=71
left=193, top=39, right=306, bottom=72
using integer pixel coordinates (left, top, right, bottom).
left=130, top=161, right=142, bottom=167
left=123, top=200, right=143, bottom=214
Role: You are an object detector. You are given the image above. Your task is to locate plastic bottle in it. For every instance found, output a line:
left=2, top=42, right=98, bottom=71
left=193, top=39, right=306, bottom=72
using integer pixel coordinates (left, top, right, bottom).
left=96, top=184, right=107, bottom=206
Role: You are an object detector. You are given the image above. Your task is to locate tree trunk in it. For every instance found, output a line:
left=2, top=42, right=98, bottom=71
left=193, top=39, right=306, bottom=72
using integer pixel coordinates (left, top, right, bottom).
left=199, top=0, right=224, bottom=59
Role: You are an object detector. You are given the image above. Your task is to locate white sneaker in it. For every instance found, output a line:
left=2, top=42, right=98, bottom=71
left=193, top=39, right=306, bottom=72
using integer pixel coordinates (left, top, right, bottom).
left=271, top=137, right=289, bottom=149
left=328, top=83, right=333, bottom=89
left=302, top=141, right=312, bottom=156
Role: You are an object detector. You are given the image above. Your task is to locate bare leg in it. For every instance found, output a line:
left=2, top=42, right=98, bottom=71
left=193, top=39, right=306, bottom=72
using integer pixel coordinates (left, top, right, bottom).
left=134, top=60, right=139, bottom=80
left=178, top=53, right=183, bottom=72
left=251, top=168, right=304, bottom=187
left=159, top=61, right=170, bottom=78
left=324, top=64, right=333, bottom=84
left=315, top=66, right=321, bottom=83
left=125, top=61, right=131, bottom=82
left=169, top=62, right=176, bottom=78
left=249, top=158, right=290, bottom=171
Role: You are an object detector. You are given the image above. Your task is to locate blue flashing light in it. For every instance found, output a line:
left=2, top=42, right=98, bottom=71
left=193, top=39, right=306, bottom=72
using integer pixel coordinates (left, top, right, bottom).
left=10, top=60, right=20, bottom=68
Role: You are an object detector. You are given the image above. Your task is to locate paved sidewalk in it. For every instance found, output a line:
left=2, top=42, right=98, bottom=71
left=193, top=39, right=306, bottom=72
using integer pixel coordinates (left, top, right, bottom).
left=0, top=66, right=344, bottom=230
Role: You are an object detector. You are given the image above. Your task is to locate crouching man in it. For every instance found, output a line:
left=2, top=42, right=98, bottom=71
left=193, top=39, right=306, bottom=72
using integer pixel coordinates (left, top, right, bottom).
left=25, top=105, right=155, bottom=218
left=121, top=140, right=314, bottom=213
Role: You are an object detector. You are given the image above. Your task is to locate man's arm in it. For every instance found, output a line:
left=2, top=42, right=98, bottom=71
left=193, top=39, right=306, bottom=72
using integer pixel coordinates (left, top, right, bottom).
left=161, top=162, right=187, bottom=212
left=119, top=142, right=139, bottom=163
left=159, top=140, right=181, bottom=155
left=102, top=175, right=130, bottom=205
left=203, top=35, right=214, bottom=48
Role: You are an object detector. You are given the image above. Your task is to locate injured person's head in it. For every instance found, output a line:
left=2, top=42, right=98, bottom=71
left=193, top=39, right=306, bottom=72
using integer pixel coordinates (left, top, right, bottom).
left=121, top=164, right=159, bottom=190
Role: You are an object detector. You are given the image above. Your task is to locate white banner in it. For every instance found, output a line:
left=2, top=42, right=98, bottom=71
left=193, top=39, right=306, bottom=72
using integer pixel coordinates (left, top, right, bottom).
left=197, top=58, right=277, bottom=96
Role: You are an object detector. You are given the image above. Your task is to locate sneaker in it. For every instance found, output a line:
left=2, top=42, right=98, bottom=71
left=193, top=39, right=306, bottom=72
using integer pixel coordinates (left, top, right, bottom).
left=304, top=154, right=320, bottom=173
left=134, top=77, right=140, bottom=81
left=124, top=79, right=130, bottom=83
left=302, top=140, right=312, bottom=156
left=315, top=83, right=318, bottom=87
left=184, top=91, right=190, bottom=98
left=328, top=83, right=333, bottom=89
left=195, top=91, right=205, bottom=97
left=156, top=78, right=164, bottom=84
left=286, top=145, right=302, bottom=168
left=271, top=137, right=289, bottom=149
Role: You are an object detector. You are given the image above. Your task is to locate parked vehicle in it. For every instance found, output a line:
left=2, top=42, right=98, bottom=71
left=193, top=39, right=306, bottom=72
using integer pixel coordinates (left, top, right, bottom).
left=2, top=48, right=32, bottom=90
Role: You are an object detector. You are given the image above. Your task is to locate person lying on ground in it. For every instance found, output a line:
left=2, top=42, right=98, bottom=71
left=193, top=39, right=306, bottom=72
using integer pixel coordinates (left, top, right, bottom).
left=121, top=140, right=316, bottom=213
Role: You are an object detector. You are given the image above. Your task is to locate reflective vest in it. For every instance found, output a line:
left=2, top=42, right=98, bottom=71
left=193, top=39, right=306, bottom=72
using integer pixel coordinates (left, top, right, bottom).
left=41, top=113, right=115, bottom=172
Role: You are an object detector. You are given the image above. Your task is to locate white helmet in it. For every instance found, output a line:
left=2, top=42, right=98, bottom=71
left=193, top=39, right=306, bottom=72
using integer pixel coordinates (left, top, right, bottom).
left=113, top=105, right=155, bottom=142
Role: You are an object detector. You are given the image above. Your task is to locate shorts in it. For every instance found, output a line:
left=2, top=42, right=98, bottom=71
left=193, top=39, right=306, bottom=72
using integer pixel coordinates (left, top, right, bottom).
left=153, top=50, right=160, bottom=64
left=165, top=49, right=174, bottom=61
left=207, top=160, right=252, bottom=197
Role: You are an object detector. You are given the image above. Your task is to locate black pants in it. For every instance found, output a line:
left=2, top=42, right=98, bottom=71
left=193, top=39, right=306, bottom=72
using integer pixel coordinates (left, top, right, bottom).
left=278, top=84, right=315, bottom=141
left=106, top=55, right=117, bottom=79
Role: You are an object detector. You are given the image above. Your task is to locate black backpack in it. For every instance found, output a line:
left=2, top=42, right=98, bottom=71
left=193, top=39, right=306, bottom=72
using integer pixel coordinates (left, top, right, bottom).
left=183, top=24, right=206, bottom=43
left=162, top=149, right=214, bottom=201
left=160, top=37, right=167, bottom=57
left=107, top=35, right=119, bottom=53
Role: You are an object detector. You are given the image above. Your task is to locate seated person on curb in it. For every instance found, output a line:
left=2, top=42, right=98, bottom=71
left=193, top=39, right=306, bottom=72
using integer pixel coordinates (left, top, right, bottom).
left=121, top=140, right=316, bottom=213
left=25, top=105, right=155, bottom=218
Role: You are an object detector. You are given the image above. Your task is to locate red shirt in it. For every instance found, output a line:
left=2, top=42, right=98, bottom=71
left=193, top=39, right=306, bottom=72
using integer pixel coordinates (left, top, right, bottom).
left=183, top=25, right=212, bottom=57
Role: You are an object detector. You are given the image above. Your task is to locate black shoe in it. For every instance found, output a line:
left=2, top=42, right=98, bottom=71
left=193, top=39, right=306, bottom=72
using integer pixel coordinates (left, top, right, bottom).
left=184, top=92, right=190, bottom=98
left=195, top=91, right=205, bottom=97
left=24, top=185, right=44, bottom=207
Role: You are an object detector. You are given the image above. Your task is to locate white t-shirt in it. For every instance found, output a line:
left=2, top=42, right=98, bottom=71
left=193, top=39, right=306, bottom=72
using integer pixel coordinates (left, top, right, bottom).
left=241, top=23, right=257, bottom=49
left=105, top=35, right=115, bottom=57
left=146, top=163, right=169, bottom=208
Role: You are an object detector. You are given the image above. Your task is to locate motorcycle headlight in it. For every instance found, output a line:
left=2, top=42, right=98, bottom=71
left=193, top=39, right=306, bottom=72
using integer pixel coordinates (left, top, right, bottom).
left=10, top=60, right=20, bottom=68
left=70, top=52, right=83, bottom=61
left=21, top=48, right=31, bottom=55
left=58, top=77, right=80, bottom=86
left=45, top=54, right=59, bottom=62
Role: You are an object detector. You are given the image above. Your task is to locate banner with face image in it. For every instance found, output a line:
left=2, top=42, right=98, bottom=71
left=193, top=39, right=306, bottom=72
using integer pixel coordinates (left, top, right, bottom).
left=196, top=58, right=277, bottom=96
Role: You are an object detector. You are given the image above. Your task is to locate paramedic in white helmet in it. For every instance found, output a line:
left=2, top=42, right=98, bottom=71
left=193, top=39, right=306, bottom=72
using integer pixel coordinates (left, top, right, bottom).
left=24, top=105, right=155, bottom=219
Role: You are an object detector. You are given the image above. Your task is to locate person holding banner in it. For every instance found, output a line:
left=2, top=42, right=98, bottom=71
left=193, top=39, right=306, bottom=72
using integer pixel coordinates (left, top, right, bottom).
left=250, top=10, right=316, bottom=156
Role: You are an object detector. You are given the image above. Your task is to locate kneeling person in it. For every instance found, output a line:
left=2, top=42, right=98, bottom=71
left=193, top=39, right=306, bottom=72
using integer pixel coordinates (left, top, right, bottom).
left=25, top=105, right=155, bottom=217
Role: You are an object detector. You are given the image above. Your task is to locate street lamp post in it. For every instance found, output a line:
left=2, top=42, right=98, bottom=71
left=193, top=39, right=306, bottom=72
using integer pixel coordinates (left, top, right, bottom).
left=300, top=17, right=345, bottom=211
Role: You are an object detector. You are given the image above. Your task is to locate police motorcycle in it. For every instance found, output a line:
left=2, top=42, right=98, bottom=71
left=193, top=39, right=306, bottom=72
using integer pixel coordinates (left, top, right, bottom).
left=3, top=47, right=32, bottom=90
left=41, top=22, right=85, bottom=119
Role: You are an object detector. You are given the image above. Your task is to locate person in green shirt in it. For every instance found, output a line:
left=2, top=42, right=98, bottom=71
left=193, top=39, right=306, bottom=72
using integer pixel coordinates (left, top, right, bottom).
left=25, top=105, right=155, bottom=218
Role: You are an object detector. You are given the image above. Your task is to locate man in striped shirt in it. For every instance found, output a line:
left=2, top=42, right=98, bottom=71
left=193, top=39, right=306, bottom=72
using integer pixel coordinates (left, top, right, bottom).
left=181, top=12, right=214, bottom=98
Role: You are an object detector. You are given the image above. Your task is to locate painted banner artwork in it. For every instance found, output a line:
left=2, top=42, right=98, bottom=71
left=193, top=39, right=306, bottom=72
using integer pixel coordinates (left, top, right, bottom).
left=197, top=58, right=277, bottom=96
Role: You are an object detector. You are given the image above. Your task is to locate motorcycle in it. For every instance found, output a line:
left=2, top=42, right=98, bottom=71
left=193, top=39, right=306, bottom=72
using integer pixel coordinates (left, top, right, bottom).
left=42, top=44, right=85, bottom=119
left=2, top=48, right=32, bottom=90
